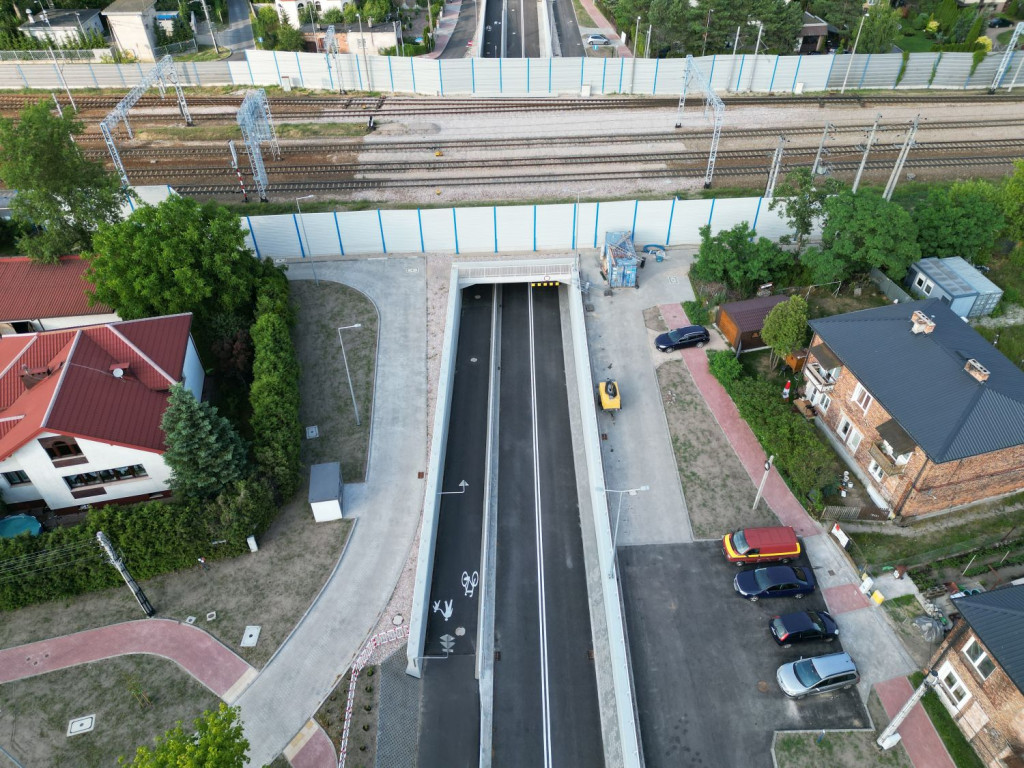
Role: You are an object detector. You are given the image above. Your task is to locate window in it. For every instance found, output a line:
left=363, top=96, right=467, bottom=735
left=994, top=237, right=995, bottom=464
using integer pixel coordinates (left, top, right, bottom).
left=838, top=416, right=862, bottom=451
left=868, top=460, right=885, bottom=482
left=939, top=662, right=970, bottom=709
left=42, top=439, right=82, bottom=459
left=848, top=428, right=862, bottom=451
left=818, top=393, right=831, bottom=413
left=915, top=276, right=926, bottom=289
left=964, top=638, right=996, bottom=680
left=2, top=470, right=30, bottom=486
left=63, top=464, right=148, bottom=490
left=852, top=384, right=873, bottom=414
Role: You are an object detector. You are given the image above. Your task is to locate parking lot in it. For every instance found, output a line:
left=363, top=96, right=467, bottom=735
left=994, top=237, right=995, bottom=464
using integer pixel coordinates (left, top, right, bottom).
left=620, top=540, right=870, bottom=768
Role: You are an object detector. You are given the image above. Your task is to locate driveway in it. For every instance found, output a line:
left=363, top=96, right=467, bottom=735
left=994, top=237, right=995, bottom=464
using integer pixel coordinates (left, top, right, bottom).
left=620, top=540, right=869, bottom=768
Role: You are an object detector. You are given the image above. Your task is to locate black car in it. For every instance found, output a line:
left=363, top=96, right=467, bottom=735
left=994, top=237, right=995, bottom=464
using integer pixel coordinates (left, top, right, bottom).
left=989, top=16, right=1013, bottom=27
left=734, top=565, right=816, bottom=602
left=655, top=325, right=710, bottom=352
left=770, top=610, right=839, bottom=647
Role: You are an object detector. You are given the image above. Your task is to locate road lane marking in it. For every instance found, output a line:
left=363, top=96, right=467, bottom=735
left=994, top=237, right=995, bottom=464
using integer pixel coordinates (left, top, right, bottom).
left=527, top=284, right=554, bottom=768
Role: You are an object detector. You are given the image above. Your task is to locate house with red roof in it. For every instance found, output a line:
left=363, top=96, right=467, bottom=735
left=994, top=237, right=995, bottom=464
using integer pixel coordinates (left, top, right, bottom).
left=0, top=256, right=118, bottom=334
left=0, top=314, right=204, bottom=514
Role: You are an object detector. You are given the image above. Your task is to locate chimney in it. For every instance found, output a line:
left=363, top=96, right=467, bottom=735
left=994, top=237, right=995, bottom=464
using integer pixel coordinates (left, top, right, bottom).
left=20, top=364, right=50, bottom=390
left=965, top=359, right=990, bottom=384
left=911, top=310, right=935, bottom=335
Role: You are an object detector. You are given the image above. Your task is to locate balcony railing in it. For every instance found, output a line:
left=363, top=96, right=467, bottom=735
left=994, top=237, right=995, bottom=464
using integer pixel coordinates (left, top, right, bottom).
left=868, top=442, right=905, bottom=476
left=804, top=364, right=838, bottom=392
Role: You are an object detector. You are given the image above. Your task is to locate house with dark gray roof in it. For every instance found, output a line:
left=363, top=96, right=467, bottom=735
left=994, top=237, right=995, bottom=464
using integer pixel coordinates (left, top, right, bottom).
left=803, top=298, right=1024, bottom=517
left=927, top=584, right=1024, bottom=763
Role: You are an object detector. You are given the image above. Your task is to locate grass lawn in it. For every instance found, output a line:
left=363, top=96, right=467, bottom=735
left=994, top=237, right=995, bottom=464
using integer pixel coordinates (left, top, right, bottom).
left=172, top=45, right=233, bottom=62
left=135, top=121, right=370, bottom=142
left=774, top=730, right=913, bottom=768
left=975, top=324, right=1024, bottom=372
left=0, top=655, right=220, bottom=767
left=572, top=0, right=596, bottom=27
left=898, top=32, right=936, bottom=53
left=908, top=672, right=986, bottom=768
left=998, top=29, right=1014, bottom=45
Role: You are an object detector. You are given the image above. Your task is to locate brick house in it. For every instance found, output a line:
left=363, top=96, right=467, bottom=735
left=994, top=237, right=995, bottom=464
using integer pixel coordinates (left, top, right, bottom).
left=0, top=315, right=204, bottom=514
left=929, top=585, right=1024, bottom=766
left=804, top=299, right=1024, bottom=518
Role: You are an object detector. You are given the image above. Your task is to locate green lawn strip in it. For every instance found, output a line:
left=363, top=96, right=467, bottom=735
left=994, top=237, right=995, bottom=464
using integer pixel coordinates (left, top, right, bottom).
left=975, top=325, right=1024, bottom=372
left=135, top=122, right=369, bottom=142
left=572, top=0, right=596, bottom=28
left=849, top=498, right=1024, bottom=567
left=171, top=46, right=233, bottom=62
left=898, top=33, right=937, bottom=53
left=908, top=672, right=986, bottom=768
left=774, top=729, right=912, bottom=768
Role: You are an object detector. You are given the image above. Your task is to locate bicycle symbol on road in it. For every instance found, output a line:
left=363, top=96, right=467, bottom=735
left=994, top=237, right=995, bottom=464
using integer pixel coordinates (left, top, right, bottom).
left=462, top=570, right=479, bottom=598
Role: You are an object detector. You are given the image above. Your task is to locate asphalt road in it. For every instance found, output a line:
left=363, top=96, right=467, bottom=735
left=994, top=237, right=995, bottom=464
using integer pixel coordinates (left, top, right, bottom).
left=417, top=285, right=494, bottom=768
left=492, top=284, right=603, bottom=768
left=550, top=0, right=584, bottom=57
left=481, top=0, right=504, bottom=58
left=620, top=540, right=869, bottom=768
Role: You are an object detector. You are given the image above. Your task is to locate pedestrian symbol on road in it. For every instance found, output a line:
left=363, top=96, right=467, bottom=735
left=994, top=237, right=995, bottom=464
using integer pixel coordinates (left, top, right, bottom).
left=462, top=570, right=479, bottom=598
left=432, top=599, right=454, bottom=621
left=440, top=634, right=456, bottom=653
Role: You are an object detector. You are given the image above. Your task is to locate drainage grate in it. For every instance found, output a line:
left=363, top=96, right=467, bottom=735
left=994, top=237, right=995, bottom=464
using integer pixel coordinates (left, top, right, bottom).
left=494, top=651, right=501, bottom=661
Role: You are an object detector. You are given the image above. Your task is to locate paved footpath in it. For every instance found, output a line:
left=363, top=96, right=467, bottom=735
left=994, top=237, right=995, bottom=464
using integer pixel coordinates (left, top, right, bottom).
left=0, top=619, right=256, bottom=701
left=660, top=301, right=955, bottom=768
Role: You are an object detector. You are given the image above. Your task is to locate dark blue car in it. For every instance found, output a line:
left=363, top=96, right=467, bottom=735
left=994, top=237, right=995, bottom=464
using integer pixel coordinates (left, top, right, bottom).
left=734, top=565, right=815, bottom=602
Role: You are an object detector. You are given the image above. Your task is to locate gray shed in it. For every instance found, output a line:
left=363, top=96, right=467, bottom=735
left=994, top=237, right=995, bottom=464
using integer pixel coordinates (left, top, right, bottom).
left=905, top=257, right=1002, bottom=318
left=308, top=462, right=343, bottom=522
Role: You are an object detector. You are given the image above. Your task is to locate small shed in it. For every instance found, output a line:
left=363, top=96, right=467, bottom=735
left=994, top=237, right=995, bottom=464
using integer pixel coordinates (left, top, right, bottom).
left=601, top=232, right=638, bottom=288
left=308, top=462, right=343, bottom=522
left=905, top=257, right=1002, bottom=318
left=715, top=295, right=788, bottom=351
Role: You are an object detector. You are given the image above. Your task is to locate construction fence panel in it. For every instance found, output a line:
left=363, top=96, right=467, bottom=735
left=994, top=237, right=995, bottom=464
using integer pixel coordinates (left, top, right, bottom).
left=245, top=50, right=282, bottom=87
left=535, top=203, right=575, bottom=250
left=705, top=196, right=760, bottom=233
left=246, top=213, right=302, bottom=259
left=495, top=204, right=536, bottom=252
left=499, top=58, right=530, bottom=95
left=766, top=55, right=804, bottom=93
left=440, top=58, right=474, bottom=95
left=897, top=52, right=941, bottom=89
left=966, top=53, right=1005, bottom=89
left=526, top=57, right=550, bottom=95
left=454, top=206, right=498, bottom=253
left=855, top=53, right=904, bottom=90
left=419, top=207, right=458, bottom=252
left=550, top=56, right=584, bottom=94
left=473, top=58, right=501, bottom=95
left=379, top=209, right=423, bottom=254
left=634, top=199, right=675, bottom=246
left=667, top=197, right=713, bottom=244
left=574, top=202, right=599, bottom=251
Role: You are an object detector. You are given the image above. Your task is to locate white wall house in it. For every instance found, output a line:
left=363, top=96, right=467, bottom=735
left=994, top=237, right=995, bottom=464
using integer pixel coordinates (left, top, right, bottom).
left=0, top=256, right=119, bottom=334
left=0, top=315, right=203, bottom=514
left=274, top=0, right=353, bottom=30
left=19, top=8, right=105, bottom=45
left=102, top=0, right=159, bottom=62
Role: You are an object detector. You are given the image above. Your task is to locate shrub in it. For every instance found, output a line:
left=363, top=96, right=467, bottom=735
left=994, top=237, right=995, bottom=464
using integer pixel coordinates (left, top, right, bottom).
left=683, top=299, right=711, bottom=326
left=707, top=350, right=744, bottom=389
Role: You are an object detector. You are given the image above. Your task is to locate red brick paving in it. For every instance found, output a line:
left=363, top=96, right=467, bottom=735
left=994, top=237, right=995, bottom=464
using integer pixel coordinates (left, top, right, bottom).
left=876, top=676, right=955, bottom=768
left=822, top=583, right=872, bottom=615
left=0, top=619, right=252, bottom=698
left=289, top=724, right=337, bottom=768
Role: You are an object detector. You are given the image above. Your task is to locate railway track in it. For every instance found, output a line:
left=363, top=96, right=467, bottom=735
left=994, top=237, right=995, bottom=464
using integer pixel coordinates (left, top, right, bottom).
left=118, top=138, right=1024, bottom=180
left=171, top=154, right=1014, bottom=195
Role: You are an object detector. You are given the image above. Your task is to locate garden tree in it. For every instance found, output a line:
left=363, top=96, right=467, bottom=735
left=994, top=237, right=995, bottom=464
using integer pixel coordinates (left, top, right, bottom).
left=1003, top=159, right=1024, bottom=243
left=363, top=0, right=393, bottom=23
left=252, top=5, right=281, bottom=47
left=120, top=704, right=249, bottom=768
left=0, top=100, right=123, bottom=263
left=691, top=222, right=792, bottom=296
left=275, top=14, right=306, bottom=50
left=858, top=3, right=904, bottom=54
left=913, top=180, right=1004, bottom=263
left=807, top=0, right=862, bottom=44
left=86, top=195, right=267, bottom=339
left=322, top=7, right=344, bottom=22
left=768, top=168, right=843, bottom=252
left=761, top=295, right=809, bottom=369
left=160, top=384, right=249, bottom=500
left=799, top=245, right=850, bottom=284
left=821, top=189, right=921, bottom=280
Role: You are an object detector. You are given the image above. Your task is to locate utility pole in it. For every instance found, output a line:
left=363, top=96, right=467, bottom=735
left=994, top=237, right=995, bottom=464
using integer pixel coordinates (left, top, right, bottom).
left=747, top=21, right=763, bottom=91
left=634, top=16, right=641, bottom=56
left=728, top=25, right=741, bottom=91
left=878, top=670, right=938, bottom=749
left=811, top=122, right=834, bottom=176
left=753, top=456, right=774, bottom=510
left=97, top=531, right=155, bottom=617
left=840, top=13, right=868, bottom=94
left=883, top=115, right=919, bottom=201
left=228, top=139, right=248, bottom=202
left=852, top=113, right=881, bottom=193
left=701, top=8, right=713, bottom=57
left=765, top=135, right=786, bottom=198
left=47, top=45, right=76, bottom=112
left=645, top=24, right=652, bottom=58
left=196, top=0, right=220, bottom=53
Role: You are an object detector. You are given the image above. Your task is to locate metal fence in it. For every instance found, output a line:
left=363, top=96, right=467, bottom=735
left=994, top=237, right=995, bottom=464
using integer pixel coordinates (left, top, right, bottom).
left=1, top=49, right=1022, bottom=94
left=154, top=39, right=198, bottom=58
left=869, top=267, right=912, bottom=304
left=0, top=47, right=111, bottom=62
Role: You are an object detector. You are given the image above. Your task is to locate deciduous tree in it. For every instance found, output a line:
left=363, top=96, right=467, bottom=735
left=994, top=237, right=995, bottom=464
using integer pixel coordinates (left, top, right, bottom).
left=768, top=168, right=843, bottom=252
left=160, top=385, right=249, bottom=500
left=761, top=295, right=809, bottom=368
left=120, top=704, right=249, bottom=768
left=821, top=189, right=920, bottom=280
left=859, top=4, right=904, bottom=54
left=1003, top=159, right=1024, bottom=244
left=913, top=180, right=1004, bottom=264
left=691, top=222, right=792, bottom=296
left=0, top=100, right=123, bottom=263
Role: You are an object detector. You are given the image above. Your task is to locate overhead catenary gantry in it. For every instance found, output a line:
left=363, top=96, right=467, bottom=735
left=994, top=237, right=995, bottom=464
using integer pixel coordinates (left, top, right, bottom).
left=100, top=55, right=193, bottom=188
left=990, top=22, right=1024, bottom=92
left=676, top=55, right=725, bottom=189
left=324, top=24, right=345, bottom=92
left=236, top=89, right=281, bottom=203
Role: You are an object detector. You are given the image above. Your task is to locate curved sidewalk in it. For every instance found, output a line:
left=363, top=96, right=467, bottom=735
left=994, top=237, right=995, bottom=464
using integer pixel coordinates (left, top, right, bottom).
left=0, top=618, right=256, bottom=701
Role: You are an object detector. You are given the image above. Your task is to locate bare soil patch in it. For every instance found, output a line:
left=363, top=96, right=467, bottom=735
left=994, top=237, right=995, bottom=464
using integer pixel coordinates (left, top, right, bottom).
left=774, top=727, right=912, bottom=768
left=291, top=279, right=379, bottom=482
left=880, top=594, right=937, bottom=669
left=0, top=655, right=219, bottom=768
left=656, top=359, right=777, bottom=539
left=315, top=662, right=381, bottom=768
left=642, top=305, right=667, bottom=333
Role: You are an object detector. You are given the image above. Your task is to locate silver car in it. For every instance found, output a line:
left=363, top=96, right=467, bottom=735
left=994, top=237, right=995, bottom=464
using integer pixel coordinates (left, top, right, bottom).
left=776, top=652, right=859, bottom=699
left=585, top=34, right=611, bottom=46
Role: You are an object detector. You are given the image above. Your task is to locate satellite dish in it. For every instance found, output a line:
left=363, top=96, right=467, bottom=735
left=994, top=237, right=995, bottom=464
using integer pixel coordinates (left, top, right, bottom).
left=112, top=367, right=124, bottom=379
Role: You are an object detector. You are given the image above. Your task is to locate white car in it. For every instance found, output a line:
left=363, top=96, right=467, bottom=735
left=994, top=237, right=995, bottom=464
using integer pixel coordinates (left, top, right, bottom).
left=585, top=34, right=611, bottom=46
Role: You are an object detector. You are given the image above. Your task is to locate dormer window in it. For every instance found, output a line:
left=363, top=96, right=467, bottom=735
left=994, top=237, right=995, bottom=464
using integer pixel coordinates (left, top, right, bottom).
left=38, top=437, right=88, bottom=468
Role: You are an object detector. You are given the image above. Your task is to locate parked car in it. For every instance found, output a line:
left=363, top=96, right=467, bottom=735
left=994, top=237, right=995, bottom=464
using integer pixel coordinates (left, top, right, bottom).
left=989, top=16, right=1013, bottom=27
left=776, top=652, right=859, bottom=699
left=585, top=34, right=611, bottom=45
left=734, top=565, right=815, bottom=601
left=655, top=325, right=710, bottom=352
left=722, top=526, right=801, bottom=566
left=770, top=610, right=839, bottom=647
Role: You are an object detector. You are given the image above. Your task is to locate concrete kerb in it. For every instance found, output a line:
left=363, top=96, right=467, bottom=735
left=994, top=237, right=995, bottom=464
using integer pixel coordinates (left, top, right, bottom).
left=476, top=284, right=502, bottom=766
left=406, top=266, right=462, bottom=678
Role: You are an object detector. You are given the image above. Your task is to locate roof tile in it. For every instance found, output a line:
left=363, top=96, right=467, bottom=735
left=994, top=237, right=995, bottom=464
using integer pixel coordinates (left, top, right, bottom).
left=0, top=256, right=111, bottom=324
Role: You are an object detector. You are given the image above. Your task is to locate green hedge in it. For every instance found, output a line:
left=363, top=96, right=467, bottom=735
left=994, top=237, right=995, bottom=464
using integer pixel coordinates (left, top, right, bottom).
left=0, top=478, right=276, bottom=611
left=706, top=350, right=840, bottom=506
left=248, top=272, right=302, bottom=502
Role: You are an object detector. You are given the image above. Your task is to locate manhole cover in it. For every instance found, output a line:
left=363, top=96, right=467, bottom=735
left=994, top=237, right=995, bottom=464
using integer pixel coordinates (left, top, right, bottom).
left=240, top=626, right=261, bottom=648
left=67, top=715, right=95, bottom=736
left=392, top=614, right=404, bottom=626
left=757, top=681, right=769, bottom=693
left=305, top=425, right=319, bottom=439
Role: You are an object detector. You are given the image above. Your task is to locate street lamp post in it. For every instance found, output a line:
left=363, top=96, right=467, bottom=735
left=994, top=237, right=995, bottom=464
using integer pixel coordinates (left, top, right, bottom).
left=74, top=11, right=86, bottom=38
left=633, top=15, right=641, bottom=56
left=337, top=324, right=363, bottom=426
left=575, top=186, right=595, bottom=258
left=295, top=194, right=318, bottom=286
left=840, top=13, right=868, bottom=94
left=599, top=485, right=650, bottom=579
left=752, top=455, right=774, bottom=510
left=747, top=21, right=764, bottom=91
